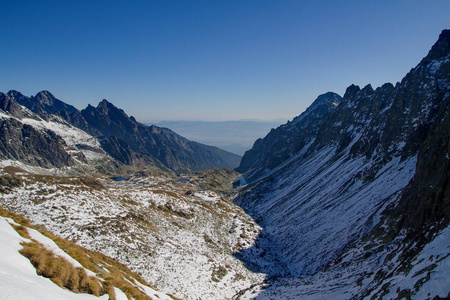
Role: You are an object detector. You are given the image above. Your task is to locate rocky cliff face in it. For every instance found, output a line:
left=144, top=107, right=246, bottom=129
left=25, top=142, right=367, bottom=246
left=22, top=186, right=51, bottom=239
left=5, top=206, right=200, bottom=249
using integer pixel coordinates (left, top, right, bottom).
left=9, top=90, right=98, bottom=135
left=0, top=91, right=241, bottom=173
left=237, top=92, right=341, bottom=181
left=81, top=99, right=241, bottom=172
left=0, top=93, right=75, bottom=168
left=234, top=30, right=450, bottom=298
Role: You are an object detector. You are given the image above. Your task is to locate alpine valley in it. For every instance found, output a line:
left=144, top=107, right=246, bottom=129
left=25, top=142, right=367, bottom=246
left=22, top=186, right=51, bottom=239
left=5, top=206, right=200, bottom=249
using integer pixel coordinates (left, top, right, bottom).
left=1, top=30, right=450, bottom=299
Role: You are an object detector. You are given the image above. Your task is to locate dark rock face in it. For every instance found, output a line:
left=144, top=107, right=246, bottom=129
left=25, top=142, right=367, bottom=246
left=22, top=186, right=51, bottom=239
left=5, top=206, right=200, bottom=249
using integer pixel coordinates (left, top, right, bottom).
left=0, top=93, right=74, bottom=168
left=1, top=90, right=241, bottom=172
left=0, top=118, right=74, bottom=168
left=389, top=30, right=450, bottom=232
left=81, top=100, right=241, bottom=172
left=0, top=92, right=28, bottom=119
left=98, top=135, right=166, bottom=169
left=9, top=90, right=99, bottom=135
left=237, top=92, right=341, bottom=181
left=234, top=30, right=450, bottom=277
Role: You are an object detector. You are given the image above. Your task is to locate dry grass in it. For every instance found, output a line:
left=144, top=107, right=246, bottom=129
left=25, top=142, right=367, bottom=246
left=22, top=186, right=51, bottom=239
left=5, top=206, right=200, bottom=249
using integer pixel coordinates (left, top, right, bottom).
left=40, top=229, right=154, bottom=299
left=11, top=224, right=32, bottom=239
left=19, top=241, right=103, bottom=296
left=3, top=166, right=28, bottom=174
left=0, top=205, right=162, bottom=300
left=0, top=206, right=31, bottom=227
left=0, top=174, right=23, bottom=193
left=195, top=200, right=221, bottom=218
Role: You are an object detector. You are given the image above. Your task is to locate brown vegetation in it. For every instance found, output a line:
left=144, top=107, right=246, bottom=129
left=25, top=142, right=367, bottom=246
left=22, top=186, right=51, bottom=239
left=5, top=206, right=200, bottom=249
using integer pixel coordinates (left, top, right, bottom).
left=19, top=241, right=103, bottom=296
left=0, top=205, right=161, bottom=300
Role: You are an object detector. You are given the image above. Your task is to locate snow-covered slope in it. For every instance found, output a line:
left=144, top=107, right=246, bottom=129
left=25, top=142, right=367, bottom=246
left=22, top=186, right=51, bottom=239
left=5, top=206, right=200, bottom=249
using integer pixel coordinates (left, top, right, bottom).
left=234, top=29, right=450, bottom=298
left=0, top=170, right=267, bottom=299
left=237, top=146, right=417, bottom=276
left=0, top=215, right=172, bottom=300
left=0, top=217, right=107, bottom=300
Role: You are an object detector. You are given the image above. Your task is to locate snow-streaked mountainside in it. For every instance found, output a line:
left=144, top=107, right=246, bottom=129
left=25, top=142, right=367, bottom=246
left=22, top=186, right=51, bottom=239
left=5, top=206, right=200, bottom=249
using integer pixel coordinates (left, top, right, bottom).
left=237, top=92, right=342, bottom=181
left=1, top=91, right=241, bottom=173
left=0, top=30, right=450, bottom=300
left=234, top=30, right=450, bottom=298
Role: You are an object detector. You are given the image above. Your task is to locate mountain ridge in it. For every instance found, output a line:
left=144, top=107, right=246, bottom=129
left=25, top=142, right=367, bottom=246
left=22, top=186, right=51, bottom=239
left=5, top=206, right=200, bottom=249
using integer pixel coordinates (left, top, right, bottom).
left=0, top=30, right=449, bottom=300
left=237, top=91, right=342, bottom=181
left=0, top=91, right=240, bottom=173
left=234, top=29, right=450, bottom=298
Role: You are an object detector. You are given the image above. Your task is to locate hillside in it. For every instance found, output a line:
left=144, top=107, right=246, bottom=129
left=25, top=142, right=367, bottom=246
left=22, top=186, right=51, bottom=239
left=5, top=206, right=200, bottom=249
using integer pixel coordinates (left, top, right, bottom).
left=234, top=29, right=450, bottom=298
left=0, top=207, right=172, bottom=300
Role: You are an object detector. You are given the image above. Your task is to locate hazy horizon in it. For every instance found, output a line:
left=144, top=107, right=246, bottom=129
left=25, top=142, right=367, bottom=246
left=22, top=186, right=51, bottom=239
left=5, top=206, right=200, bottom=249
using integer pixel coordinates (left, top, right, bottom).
left=149, top=119, right=285, bottom=155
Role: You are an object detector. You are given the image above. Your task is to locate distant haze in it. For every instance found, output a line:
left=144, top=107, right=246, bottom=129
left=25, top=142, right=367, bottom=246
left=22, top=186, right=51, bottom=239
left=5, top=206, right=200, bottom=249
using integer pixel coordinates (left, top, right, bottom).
left=149, top=120, right=285, bottom=156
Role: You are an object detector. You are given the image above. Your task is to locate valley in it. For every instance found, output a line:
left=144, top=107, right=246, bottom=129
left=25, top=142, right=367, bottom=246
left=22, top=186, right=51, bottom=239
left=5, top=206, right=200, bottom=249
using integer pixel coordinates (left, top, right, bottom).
left=1, top=30, right=450, bottom=299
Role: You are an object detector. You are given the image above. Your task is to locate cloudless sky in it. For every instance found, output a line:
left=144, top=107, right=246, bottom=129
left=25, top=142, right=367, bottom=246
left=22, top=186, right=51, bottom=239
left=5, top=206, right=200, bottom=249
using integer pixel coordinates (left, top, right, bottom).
left=1, top=0, right=449, bottom=121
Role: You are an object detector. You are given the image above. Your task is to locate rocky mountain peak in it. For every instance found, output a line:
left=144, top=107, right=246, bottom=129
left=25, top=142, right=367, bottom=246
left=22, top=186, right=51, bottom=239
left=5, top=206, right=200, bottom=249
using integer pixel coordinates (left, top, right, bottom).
left=34, top=90, right=56, bottom=106
left=6, top=90, right=26, bottom=101
left=361, top=83, right=374, bottom=94
left=0, top=92, right=25, bottom=118
left=95, top=99, right=130, bottom=121
left=343, top=84, right=361, bottom=99
left=96, top=99, right=112, bottom=113
left=421, top=29, right=450, bottom=62
left=237, top=92, right=341, bottom=179
left=80, top=99, right=241, bottom=172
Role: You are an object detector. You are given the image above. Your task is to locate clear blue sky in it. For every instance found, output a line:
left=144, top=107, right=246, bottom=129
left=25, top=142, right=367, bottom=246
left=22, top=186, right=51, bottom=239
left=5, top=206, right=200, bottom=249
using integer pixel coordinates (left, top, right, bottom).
left=1, top=0, right=449, bottom=121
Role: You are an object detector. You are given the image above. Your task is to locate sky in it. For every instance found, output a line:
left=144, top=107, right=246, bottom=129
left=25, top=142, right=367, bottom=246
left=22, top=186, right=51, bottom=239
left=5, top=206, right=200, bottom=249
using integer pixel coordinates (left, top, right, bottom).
left=1, top=0, right=449, bottom=122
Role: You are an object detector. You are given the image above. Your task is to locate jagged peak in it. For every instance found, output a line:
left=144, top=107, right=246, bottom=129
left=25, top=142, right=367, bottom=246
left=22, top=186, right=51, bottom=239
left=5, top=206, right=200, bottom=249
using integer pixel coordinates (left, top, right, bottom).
left=343, top=84, right=361, bottom=99
left=7, top=90, right=26, bottom=99
left=98, top=99, right=111, bottom=107
left=291, top=92, right=341, bottom=124
left=34, top=90, right=57, bottom=105
left=361, top=84, right=374, bottom=96
left=309, top=92, right=341, bottom=107
left=35, top=90, right=55, bottom=98
left=94, top=99, right=131, bottom=121
left=96, top=99, right=113, bottom=114
left=422, top=29, right=450, bottom=62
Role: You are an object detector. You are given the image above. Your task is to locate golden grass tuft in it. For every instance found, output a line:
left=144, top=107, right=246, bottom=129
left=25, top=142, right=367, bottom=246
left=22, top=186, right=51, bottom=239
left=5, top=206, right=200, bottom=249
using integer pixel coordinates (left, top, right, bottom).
left=1, top=205, right=165, bottom=300
left=0, top=206, right=32, bottom=227
left=19, top=241, right=103, bottom=296
left=11, top=224, right=31, bottom=239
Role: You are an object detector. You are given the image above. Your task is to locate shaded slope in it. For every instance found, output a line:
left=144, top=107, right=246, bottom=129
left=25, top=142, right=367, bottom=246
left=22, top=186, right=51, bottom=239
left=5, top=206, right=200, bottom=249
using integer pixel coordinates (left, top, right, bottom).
left=234, top=30, right=450, bottom=298
left=237, top=92, right=341, bottom=181
left=1, top=90, right=241, bottom=173
left=81, top=99, right=241, bottom=172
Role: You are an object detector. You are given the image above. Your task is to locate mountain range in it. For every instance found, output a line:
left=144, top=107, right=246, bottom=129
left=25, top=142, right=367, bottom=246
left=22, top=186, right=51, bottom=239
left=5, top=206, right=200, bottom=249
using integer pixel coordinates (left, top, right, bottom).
left=0, top=91, right=241, bottom=174
left=0, top=30, right=449, bottom=299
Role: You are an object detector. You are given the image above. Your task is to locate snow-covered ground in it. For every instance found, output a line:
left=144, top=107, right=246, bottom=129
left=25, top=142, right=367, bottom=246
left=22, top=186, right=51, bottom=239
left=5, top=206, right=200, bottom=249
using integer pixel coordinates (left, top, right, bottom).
left=234, top=133, right=449, bottom=298
left=236, top=140, right=418, bottom=275
left=0, top=215, right=173, bottom=300
left=0, top=217, right=107, bottom=300
left=0, top=171, right=265, bottom=299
